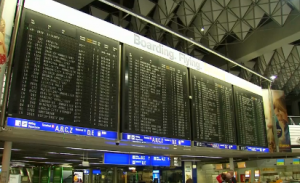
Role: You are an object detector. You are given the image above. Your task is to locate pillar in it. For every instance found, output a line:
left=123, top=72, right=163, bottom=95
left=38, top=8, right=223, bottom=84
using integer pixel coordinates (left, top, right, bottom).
left=1, top=142, right=12, bottom=183
left=229, top=158, right=234, bottom=171
left=88, top=169, right=92, bottom=183
left=113, top=167, right=117, bottom=183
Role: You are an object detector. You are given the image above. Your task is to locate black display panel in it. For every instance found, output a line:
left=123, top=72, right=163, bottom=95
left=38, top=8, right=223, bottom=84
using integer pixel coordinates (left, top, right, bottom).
left=190, top=69, right=236, bottom=144
left=8, top=10, right=120, bottom=131
left=233, top=86, right=267, bottom=147
left=122, top=45, right=191, bottom=139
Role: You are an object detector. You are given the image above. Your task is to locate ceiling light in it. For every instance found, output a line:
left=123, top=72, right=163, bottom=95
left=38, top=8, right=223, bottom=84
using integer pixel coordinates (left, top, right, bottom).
left=66, top=147, right=83, bottom=150
left=270, top=75, right=277, bottom=80
left=66, top=160, right=81, bottom=162
left=0, top=148, right=21, bottom=151
left=89, top=163, right=102, bottom=165
left=201, top=27, right=205, bottom=32
left=24, top=157, right=47, bottom=160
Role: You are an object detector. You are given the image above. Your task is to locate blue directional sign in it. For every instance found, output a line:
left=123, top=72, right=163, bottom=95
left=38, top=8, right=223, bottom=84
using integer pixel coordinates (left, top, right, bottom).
left=122, top=133, right=191, bottom=146
left=151, top=156, right=170, bottom=166
left=129, top=155, right=151, bottom=166
left=7, top=117, right=117, bottom=139
left=194, top=142, right=238, bottom=150
left=243, top=146, right=269, bottom=152
left=103, top=153, right=170, bottom=166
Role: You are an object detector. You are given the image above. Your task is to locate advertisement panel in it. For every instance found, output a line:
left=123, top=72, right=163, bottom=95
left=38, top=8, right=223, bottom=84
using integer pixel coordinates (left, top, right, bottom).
left=263, top=90, right=291, bottom=152
left=262, top=90, right=276, bottom=152
left=272, top=90, right=291, bottom=152
left=0, top=0, right=18, bottom=106
left=184, top=162, right=193, bottom=183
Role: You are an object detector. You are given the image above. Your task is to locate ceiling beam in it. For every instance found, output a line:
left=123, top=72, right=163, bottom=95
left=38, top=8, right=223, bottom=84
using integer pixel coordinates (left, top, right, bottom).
left=203, top=10, right=300, bottom=70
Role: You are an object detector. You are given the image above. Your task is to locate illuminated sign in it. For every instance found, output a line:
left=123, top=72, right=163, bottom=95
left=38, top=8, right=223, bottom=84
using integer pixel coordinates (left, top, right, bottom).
left=194, top=142, right=238, bottom=150
left=255, top=170, right=260, bottom=177
left=129, top=155, right=151, bottom=166
left=122, top=133, right=191, bottom=146
left=151, top=156, right=170, bottom=166
left=103, top=153, right=170, bottom=166
left=277, top=159, right=285, bottom=165
left=7, top=117, right=117, bottom=139
left=293, top=159, right=300, bottom=165
left=242, top=146, right=269, bottom=152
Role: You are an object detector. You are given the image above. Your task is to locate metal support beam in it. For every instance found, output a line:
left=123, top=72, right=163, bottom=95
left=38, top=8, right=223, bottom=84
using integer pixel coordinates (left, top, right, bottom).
left=218, top=10, right=300, bottom=70
left=97, top=0, right=272, bottom=83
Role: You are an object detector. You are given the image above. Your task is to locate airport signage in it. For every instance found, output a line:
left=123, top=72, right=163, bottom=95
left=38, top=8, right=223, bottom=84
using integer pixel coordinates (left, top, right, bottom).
left=241, top=146, right=269, bottom=152
left=122, top=133, right=191, bottom=146
left=194, top=142, right=238, bottom=150
left=6, top=117, right=118, bottom=139
left=104, top=153, right=170, bottom=166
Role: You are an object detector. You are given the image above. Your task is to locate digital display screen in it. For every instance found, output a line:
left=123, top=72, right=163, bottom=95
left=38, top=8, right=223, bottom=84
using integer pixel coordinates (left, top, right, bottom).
left=92, top=170, right=101, bottom=175
left=104, top=153, right=129, bottom=165
left=8, top=9, right=120, bottom=133
left=122, top=45, right=191, bottom=140
left=190, top=69, right=236, bottom=144
left=7, top=117, right=117, bottom=139
left=151, top=156, right=170, bottom=166
left=242, top=146, right=269, bottom=152
left=122, top=133, right=191, bottom=146
left=103, top=153, right=170, bottom=166
left=194, top=142, right=238, bottom=150
left=129, top=155, right=151, bottom=166
left=233, top=86, right=267, bottom=147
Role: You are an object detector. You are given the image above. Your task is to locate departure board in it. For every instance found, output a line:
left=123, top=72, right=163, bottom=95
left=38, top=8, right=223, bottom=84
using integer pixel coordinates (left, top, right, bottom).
left=122, top=45, right=191, bottom=139
left=190, top=69, right=236, bottom=144
left=8, top=10, right=120, bottom=131
left=233, top=86, right=267, bottom=147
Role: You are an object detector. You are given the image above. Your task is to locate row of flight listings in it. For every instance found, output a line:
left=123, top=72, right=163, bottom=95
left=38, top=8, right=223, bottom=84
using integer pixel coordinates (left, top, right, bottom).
left=7, top=9, right=267, bottom=149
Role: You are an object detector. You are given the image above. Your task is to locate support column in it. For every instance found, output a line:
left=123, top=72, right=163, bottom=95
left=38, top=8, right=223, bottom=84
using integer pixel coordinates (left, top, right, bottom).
left=229, top=158, right=234, bottom=171
left=88, top=169, right=92, bottom=183
left=113, top=167, right=117, bottom=183
left=1, top=142, right=12, bottom=183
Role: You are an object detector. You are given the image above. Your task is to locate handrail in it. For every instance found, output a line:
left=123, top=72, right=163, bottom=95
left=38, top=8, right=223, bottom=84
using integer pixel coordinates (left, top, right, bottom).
left=98, top=0, right=273, bottom=83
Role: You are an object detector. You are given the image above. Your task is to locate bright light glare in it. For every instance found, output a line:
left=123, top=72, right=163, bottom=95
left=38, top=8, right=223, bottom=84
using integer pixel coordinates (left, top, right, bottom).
left=201, top=28, right=205, bottom=32
left=270, top=75, right=277, bottom=80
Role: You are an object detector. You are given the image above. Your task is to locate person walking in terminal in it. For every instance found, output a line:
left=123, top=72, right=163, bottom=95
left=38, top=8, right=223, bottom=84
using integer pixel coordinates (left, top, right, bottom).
left=216, top=173, right=232, bottom=183
left=228, top=171, right=237, bottom=183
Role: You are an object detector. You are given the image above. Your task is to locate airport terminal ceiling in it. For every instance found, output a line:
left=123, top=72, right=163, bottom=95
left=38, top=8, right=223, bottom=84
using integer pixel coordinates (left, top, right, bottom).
left=54, top=0, right=300, bottom=101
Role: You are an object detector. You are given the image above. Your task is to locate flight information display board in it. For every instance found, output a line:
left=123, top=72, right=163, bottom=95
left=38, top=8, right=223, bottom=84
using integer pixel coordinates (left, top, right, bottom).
left=122, top=45, right=191, bottom=139
left=233, top=86, right=267, bottom=147
left=190, top=69, right=236, bottom=144
left=8, top=10, right=120, bottom=131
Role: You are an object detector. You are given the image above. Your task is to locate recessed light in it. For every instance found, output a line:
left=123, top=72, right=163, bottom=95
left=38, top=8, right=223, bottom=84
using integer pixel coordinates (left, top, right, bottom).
left=24, top=157, right=47, bottom=160
left=270, top=75, right=277, bottom=80
left=201, top=27, right=205, bottom=32
left=66, top=160, right=81, bottom=162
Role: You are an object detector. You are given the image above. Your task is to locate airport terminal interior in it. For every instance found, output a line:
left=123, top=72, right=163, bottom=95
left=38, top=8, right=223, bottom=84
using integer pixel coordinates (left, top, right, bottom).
left=0, top=0, right=300, bottom=183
